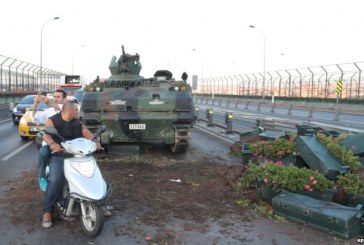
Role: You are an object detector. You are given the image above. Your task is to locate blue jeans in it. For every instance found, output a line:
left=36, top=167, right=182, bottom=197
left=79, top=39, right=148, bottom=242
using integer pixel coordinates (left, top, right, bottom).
left=43, top=155, right=65, bottom=213
left=38, top=145, right=50, bottom=179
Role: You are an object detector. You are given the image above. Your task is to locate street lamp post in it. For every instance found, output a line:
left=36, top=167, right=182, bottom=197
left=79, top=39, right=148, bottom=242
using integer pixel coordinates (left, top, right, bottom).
left=192, top=48, right=204, bottom=93
left=249, top=25, right=266, bottom=101
left=40, top=17, right=60, bottom=89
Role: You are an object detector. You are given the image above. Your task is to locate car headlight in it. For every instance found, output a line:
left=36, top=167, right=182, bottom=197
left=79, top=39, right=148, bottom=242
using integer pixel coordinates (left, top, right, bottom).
left=19, top=117, right=27, bottom=125
left=13, top=107, right=17, bottom=113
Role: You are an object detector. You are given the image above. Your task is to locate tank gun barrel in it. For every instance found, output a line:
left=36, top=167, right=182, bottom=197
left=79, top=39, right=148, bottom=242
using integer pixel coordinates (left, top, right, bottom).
left=122, top=45, right=125, bottom=56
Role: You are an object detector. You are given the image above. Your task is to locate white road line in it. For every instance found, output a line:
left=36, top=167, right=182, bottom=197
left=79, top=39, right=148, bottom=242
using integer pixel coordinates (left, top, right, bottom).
left=0, top=118, right=12, bottom=123
left=1, top=141, right=33, bottom=161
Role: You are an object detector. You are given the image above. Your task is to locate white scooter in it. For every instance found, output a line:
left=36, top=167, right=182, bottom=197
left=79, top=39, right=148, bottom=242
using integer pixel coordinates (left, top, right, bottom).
left=44, top=126, right=112, bottom=237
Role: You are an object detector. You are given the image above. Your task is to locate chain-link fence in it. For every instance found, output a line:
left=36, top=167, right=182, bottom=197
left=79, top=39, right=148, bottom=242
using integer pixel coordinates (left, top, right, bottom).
left=0, top=55, right=65, bottom=93
left=199, top=62, right=364, bottom=99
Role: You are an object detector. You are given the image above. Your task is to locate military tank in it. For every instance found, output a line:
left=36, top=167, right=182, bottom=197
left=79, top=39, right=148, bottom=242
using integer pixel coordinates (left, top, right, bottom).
left=81, top=46, right=196, bottom=153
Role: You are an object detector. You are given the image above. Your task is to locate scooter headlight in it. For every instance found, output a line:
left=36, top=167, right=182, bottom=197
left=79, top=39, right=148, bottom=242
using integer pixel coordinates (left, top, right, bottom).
left=64, top=144, right=82, bottom=154
left=70, top=158, right=96, bottom=178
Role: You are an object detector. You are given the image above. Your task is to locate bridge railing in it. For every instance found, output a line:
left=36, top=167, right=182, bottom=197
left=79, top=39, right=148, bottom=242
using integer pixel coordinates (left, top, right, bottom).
left=198, top=61, right=364, bottom=100
left=0, top=54, right=65, bottom=93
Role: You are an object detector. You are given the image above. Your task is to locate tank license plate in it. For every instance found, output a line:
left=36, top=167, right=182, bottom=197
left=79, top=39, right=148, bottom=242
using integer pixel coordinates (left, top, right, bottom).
left=129, top=124, right=146, bottom=130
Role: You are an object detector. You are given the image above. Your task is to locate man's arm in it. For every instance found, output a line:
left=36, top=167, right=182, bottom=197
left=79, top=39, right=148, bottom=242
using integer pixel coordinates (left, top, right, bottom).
left=43, top=119, right=62, bottom=152
left=32, top=96, right=40, bottom=118
left=42, top=96, right=62, bottom=111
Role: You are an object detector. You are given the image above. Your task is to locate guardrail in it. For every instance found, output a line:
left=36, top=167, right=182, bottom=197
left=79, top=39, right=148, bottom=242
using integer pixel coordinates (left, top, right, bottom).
left=0, top=103, right=10, bottom=111
left=195, top=106, right=363, bottom=136
left=196, top=96, right=364, bottom=119
left=0, top=103, right=12, bottom=121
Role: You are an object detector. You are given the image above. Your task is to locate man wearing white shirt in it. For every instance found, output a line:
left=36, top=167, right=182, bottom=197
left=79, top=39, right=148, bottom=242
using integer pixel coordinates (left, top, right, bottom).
left=32, top=90, right=67, bottom=191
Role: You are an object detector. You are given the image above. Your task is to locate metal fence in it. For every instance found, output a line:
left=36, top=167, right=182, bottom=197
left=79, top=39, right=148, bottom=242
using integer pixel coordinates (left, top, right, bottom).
left=0, top=55, right=65, bottom=93
left=198, top=62, right=364, bottom=99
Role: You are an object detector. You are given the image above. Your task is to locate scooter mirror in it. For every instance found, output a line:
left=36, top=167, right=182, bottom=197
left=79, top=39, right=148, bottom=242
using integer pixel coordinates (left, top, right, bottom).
left=99, top=125, right=107, bottom=134
left=44, top=127, right=58, bottom=136
left=93, top=125, right=107, bottom=141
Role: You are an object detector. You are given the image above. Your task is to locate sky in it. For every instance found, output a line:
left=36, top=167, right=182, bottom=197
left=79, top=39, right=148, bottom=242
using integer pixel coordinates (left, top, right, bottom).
left=0, top=0, right=363, bottom=83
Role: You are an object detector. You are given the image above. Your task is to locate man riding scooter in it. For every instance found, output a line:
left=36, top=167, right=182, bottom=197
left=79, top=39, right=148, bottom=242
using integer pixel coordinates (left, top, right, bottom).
left=41, top=100, right=102, bottom=229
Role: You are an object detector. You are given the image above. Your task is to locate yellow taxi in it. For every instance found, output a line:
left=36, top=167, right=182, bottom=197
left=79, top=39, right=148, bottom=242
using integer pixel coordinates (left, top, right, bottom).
left=18, top=103, right=50, bottom=140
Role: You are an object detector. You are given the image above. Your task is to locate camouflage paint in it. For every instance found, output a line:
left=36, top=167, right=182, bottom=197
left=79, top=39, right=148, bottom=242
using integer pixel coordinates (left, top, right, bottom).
left=81, top=46, right=195, bottom=153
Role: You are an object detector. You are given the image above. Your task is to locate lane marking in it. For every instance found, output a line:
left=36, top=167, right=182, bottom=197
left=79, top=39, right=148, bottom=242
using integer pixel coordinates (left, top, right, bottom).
left=1, top=141, right=34, bottom=161
left=0, top=118, right=12, bottom=123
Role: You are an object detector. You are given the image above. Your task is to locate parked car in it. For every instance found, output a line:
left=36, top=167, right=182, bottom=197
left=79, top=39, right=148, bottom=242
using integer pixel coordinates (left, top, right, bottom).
left=18, top=103, right=50, bottom=140
left=12, top=95, right=37, bottom=125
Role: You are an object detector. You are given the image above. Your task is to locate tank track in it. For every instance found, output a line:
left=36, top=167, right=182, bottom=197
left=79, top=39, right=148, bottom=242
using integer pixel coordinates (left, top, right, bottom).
left=170, top=128, right=191, bottom=153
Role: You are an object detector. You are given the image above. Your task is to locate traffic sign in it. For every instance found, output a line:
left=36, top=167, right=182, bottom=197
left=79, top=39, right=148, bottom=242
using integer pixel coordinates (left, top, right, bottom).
left=336, top=80, right=342, bottom=94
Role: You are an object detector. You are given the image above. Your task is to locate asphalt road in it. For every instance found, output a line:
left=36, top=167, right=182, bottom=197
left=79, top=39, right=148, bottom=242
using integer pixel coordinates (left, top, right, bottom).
left=0, top=117, right=355, bottom=245
left=195, top=101, right=364, bottom=133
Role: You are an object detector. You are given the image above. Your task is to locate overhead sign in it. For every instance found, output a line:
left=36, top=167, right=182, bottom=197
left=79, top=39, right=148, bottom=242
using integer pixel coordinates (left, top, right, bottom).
left=65, top=75, right=81, bottom=84
left=336, top=80, right=342, bottom=94
left=192, top=75, right=198, bottom=90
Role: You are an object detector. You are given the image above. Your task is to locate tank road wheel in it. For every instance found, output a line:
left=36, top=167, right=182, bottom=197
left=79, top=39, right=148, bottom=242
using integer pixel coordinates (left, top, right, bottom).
left=170, top=128, right=191, bottom=153
left=80, top=202, right=104, bottom=237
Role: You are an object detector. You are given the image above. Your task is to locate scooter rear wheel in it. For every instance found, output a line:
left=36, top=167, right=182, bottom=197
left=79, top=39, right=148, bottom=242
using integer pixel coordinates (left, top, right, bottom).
left=80, top=202, right=104, bottom=237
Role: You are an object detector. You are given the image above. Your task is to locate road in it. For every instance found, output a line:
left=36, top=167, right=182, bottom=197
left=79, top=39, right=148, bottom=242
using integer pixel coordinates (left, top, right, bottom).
left=0, top=117, right=355, bottom=244
left=195, top=100, right=364, bottom=133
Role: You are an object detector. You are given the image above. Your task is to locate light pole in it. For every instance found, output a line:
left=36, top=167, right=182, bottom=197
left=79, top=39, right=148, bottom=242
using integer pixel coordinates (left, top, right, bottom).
left=40, top=17, right=60, bottom=89
left=192, top=48, right=204, bottom=93
left=249, top=25, right=266, bottom=101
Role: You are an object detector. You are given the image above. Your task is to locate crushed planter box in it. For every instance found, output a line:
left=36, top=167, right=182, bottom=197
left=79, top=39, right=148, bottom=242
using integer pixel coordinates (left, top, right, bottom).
left=295, top=135, right=349, bottom=179
left=273, top=191, right=364, bottom=239
left=296, top=125, right=316, bottom=136
left=296, top=125, right=340, bottom=137
left=259, top=130, right=286, bottom=140
left=241, top=143, right=252, bottom=165
left=239, top=127, right=262, bottom=141
left=340, top=133, right=364, bottom=156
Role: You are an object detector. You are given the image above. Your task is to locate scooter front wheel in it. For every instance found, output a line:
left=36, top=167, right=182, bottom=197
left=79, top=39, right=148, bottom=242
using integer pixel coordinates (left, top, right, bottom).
left=80, top=202, right=104, bottom=237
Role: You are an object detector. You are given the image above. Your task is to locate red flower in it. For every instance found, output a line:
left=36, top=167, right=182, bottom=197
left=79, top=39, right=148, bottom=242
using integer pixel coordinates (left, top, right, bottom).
left=277, top=151, right=284, bottom=156
left=263, top=178, right=268, bottom=183
left=144, top=236, right=153, bottom=241
left=276, top=161, right=283, bottom=166
left=309, top=176, right=314, bottom=181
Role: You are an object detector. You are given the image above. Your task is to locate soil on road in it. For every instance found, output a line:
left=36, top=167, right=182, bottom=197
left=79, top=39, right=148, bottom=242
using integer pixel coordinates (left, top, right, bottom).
left=0, top=129, right=352, bottom=244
